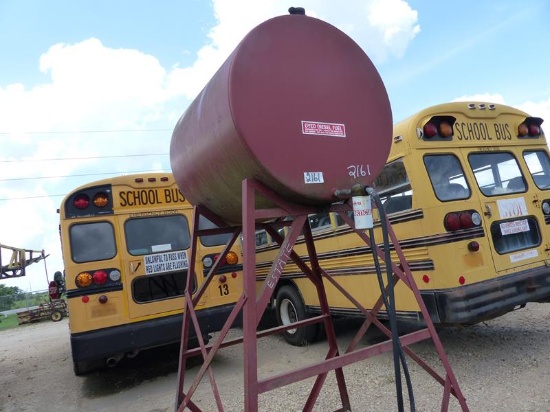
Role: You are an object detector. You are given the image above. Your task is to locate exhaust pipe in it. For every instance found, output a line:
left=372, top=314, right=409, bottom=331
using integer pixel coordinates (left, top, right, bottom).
left=105, top=353, right=124, bottom=367
left=126, top=349, right=140, bottom=359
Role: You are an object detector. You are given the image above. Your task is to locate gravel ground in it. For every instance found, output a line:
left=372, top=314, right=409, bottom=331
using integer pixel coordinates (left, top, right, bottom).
left=0, top=302, right=549, bottom=411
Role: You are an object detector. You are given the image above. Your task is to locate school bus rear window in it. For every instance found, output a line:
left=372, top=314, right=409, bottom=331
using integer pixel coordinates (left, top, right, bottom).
left=125, top=214, right=190, bottom=256
left=70, top=221, right=116, bottom=263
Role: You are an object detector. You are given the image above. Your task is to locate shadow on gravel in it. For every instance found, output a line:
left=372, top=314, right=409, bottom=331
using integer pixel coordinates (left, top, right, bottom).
left=81, top=342, right=202, bottom=398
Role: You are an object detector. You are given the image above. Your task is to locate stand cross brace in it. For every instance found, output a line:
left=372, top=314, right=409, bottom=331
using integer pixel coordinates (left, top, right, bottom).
left=175, top=179, right=470, bottom=411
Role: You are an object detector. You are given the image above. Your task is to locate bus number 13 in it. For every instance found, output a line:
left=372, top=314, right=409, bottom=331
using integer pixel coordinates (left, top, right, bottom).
left=218, top=284, right=229, bottom=296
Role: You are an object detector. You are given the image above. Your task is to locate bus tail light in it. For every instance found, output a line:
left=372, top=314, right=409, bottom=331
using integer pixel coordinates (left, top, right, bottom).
left=76, top=272, right=93, bottom=287
left=444, top=210, right=482, bottom=232
left=93, top=270, right=108, bottom=285
left=226, top=251, right=239, bottom=265
left=202, top=255, right=214, bottom=268
left=518, top=117, right=543, bottom=138
left=66, top=184, right=113, bottom=218
left=423, top=122, right=438, bottom=138
left=468, top=241, right=480, bottom=252
left=74, top=194, right=90, bottom=209
left=109, top=269, right=121, bottom=282
left=422, top=116, right=456, bottom=140
left=202, top=251, right=240, bottom=275
left=93, top=192, right=109, bottom=207
left=439, top=121, right=453, bottom=138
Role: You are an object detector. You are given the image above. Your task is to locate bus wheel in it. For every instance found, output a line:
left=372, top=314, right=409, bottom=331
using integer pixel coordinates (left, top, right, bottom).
left=50, top=310, right=63, bottom=322
left=275, top=286, right=317, bottom=346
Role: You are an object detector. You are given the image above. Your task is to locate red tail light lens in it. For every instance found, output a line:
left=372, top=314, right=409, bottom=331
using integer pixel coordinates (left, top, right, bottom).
left=74, top=194, right=90, bottom=209
left=529, top=124, right=541, bottom=136
left=423, top=123, right=438, bottom=138
left=214, top=254, right=227, bottom=266
left=468, top=241, right=480, bottom=252
left=459, top=212, right=474, bottom=229
left=93, top=270, right=108, bottom=285
left=444, top=213, right=461, bottom=231
left=445, top=210, right=482, bottom=231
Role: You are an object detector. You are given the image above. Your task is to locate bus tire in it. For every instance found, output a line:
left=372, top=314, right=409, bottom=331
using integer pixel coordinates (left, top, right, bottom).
left=275, top=285, right=317, bottom=346
left=50, top=310, right=63, bottom=322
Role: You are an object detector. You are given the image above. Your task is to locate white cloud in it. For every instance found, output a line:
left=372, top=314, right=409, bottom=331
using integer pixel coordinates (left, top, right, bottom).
left=168, top=0, right=421, bottom=99
left=452, top=94, right=550, bottom=133
left=517, top=98, right=550, bottom=131
left=452, top=93, right=506, bottom=104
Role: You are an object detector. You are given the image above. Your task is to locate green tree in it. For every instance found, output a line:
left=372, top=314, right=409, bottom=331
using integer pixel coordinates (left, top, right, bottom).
left=0, top=284, right=24, bottom=311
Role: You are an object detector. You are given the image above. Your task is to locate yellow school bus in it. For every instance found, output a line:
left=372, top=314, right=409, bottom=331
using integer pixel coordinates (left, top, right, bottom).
left=59, top=173, right=242, bottom=374
left=255, top=101, right=550, bottom=345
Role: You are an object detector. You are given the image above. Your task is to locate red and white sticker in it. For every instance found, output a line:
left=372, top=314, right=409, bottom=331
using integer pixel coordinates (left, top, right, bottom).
left=301, top=121, right=346, bottom=137
left=497, top=197, right=527, bottom=218
left=500, top=219, right=529, bottom=236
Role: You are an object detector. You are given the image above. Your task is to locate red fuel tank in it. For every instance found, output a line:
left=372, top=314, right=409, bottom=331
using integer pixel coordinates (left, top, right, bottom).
left=170, top=12, right=392, bottom=223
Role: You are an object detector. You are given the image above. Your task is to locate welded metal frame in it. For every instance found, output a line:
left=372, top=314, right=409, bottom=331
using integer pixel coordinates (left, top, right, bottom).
left=175, top=178, right=470, bottom=411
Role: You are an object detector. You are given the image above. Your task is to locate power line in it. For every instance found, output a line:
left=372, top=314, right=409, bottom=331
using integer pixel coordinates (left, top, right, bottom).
left=0, top=153, right=168, bottom=163
left=0, top=168, right=172, bottom=201
left=0, top=169, right=171, bottom=182
left=0, top=194, right=67, bottom=201
left=0, top=128, right=172, bottom=135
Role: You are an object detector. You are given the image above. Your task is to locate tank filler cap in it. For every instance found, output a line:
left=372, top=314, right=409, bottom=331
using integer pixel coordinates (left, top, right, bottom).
left=288, top=7, right=306, bottom=15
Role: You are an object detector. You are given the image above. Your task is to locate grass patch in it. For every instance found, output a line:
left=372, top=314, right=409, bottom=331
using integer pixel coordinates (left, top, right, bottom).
left=0, top=314, right=20, bottom=331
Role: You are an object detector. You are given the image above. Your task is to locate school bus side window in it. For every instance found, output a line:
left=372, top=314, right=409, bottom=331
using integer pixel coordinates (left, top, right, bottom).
left=523, top=150, right=550, bottom=189
left=125, top=215, right=190, bottom=255
left=70, top=222, right=116, bottom=263
left=373, top=159, right=413, bottom=214
left=424, top=154, right=470, bottom=201
left=468, top=152, right=526, bottom=196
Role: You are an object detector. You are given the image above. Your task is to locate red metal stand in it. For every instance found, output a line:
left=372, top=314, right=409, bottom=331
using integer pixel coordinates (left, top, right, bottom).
left=175, top=178, right=470, bottom=411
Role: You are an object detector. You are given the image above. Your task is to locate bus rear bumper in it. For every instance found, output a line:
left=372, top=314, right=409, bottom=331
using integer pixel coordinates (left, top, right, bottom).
left=70, top=304, right=236, bottom=363
left=422, top=265, right=550, bottom=325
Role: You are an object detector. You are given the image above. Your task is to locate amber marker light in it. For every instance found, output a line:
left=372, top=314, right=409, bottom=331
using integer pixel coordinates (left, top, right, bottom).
left=226, top=251, right=239, bottom=265
left=93, top=192, right=109, bottom=207
left=518, top=123, right=529, bottom=137
left=76, top=272, right=93, bottom=287
left=439, top=121, right=453, bottom=137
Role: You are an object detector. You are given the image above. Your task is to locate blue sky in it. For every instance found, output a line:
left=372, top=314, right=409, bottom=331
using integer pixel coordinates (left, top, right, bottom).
left=1, top=0, right=550, bottom=291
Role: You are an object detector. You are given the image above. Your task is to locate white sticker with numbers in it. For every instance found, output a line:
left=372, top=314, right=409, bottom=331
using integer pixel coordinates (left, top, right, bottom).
left=304, top=172, right=324, bottom=184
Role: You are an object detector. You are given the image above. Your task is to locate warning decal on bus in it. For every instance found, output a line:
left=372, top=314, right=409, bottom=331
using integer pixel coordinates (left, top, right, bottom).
left=510, top=249, right=538, bottom=263
left=301, top=121, right=346, bottom=137
left=500, top=219, right=529, bottom=236
left=497, top=197, right=527, bottom=218
left=144, top=250, right=188, bottom=275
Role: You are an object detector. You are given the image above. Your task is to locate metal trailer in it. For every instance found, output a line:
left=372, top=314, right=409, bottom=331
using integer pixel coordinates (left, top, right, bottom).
left=16, top=300, right=69, bottom=325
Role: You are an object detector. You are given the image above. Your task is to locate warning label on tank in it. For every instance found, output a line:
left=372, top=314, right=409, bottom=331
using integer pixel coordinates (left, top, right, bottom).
left=301, top=121, right=346, bottom=137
